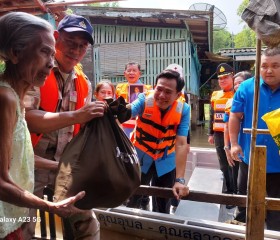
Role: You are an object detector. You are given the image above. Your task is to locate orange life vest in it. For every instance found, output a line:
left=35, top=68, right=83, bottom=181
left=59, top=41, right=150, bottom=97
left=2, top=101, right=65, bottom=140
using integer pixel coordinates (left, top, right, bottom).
left=31, top=66, right=89, bottom=146
left=211, top=90, right=234, bottom=132
left=132, top=92, right=184, bottom=160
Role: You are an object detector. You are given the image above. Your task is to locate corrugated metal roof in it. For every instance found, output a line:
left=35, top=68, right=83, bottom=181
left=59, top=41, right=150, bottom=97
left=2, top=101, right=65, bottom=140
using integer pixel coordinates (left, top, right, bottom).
left=219, top=48, right=258, bottom=55
left=0, top=0, right=118, bottom=16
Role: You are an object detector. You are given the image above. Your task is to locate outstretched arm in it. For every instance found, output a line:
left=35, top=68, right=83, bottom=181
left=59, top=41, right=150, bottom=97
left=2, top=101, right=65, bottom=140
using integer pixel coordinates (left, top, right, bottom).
left=0, top=89, right=85, bottom=218
left=26, top=101, right=106, bottom=133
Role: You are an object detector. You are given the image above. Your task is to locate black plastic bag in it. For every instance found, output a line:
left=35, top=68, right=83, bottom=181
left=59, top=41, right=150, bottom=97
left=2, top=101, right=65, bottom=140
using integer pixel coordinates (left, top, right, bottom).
left=241, top=0, right=280, bottom=47
left=54, top=103, right=140, bottom=209
left=109, top=96, right=131, bottom=123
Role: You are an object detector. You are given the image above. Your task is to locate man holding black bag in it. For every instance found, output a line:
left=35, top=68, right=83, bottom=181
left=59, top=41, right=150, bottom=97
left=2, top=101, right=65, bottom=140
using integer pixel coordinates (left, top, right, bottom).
left=126, top=69, right=190, bottom=213
left=24, top=14, right=103, bottom=239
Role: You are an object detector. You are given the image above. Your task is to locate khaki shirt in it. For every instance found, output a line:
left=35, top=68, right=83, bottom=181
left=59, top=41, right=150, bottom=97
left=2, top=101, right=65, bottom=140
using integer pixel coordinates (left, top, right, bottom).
left=24, top=62, right=92, bottom=162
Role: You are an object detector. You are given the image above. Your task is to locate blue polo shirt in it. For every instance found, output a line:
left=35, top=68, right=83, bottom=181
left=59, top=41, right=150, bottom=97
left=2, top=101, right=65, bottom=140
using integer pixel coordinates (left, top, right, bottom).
left=231, top=77, right=280, bottom=173
left=131, top=93, right=190, bottom=177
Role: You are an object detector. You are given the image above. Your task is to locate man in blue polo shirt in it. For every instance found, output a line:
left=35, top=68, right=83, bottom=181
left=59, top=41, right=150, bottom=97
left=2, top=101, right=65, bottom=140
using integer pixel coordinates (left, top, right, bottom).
left=229, top=47, right=280, bottom=230
left=126, top=69, right=190, bottom=213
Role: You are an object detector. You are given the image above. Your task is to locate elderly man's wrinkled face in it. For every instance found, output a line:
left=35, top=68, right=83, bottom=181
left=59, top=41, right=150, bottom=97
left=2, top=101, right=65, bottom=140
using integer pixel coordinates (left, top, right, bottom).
left=261, top=54, right=280, bottom=90
left=124, top=64, right=141, bottom=84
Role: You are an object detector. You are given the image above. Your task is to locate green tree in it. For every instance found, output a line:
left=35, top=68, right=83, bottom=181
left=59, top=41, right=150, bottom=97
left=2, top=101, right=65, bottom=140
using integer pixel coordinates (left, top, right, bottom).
left=237, top=0, right=250, bottom=16
left=213, top=28, right=233, bottom=53
left=234, top=26, right=256, bottom=48
left=234, top=0, right=256, bottom=48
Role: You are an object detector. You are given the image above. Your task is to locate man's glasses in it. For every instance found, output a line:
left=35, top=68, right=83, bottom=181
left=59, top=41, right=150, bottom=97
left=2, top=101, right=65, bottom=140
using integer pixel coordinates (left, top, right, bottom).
left=61, top=36, right=89, bottom=52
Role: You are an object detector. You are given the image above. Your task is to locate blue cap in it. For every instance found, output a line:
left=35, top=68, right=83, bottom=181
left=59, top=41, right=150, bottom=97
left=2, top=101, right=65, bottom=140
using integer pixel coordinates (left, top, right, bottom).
left=57, top=14, right=94, bottom=45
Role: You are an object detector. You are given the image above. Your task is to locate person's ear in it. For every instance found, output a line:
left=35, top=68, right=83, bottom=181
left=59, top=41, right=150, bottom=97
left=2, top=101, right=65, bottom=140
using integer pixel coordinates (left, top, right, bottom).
left=9, top=48, right=20, bottom=64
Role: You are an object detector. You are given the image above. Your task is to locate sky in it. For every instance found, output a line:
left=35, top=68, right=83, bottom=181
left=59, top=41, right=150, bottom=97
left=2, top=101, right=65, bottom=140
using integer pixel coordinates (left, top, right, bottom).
left=118, top=0, right=245, bottom=34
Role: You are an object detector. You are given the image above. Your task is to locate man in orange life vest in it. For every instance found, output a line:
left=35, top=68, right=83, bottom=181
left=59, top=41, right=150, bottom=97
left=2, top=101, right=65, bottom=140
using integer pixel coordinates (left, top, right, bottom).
left=208, top=63, right=235, bottom=196
left=126, top=69, right=190, bottom=213
left=116, top=62, right=152, bottom=137
left=24, top=14, right=105, bottom=239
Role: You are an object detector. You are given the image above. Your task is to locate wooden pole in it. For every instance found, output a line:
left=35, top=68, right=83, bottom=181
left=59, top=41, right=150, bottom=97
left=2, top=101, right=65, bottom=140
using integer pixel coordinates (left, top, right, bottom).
left=246, top=146, right=266, bottom=239
left=134, top=185, right=280, bottom=210
left=245, top=38, right=265, bottom=240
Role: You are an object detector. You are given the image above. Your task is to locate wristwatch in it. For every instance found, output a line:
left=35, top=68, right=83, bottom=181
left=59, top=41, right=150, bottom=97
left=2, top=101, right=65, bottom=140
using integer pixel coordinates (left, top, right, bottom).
left=175, top=178, right=185, bottom=185
left=224, top=146, right=230, bottom=150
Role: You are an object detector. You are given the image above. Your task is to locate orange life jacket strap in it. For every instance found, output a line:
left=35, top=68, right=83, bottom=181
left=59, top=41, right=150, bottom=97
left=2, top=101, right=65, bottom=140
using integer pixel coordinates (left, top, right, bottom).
left=138, top=116, right=177, bottom=133
left=136, top=126, right=176, bottom=143
left=135, top=135, right=175, bottom=156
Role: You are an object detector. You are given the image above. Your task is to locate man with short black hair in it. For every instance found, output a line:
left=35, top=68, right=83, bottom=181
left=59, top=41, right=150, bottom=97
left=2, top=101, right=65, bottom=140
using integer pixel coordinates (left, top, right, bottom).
left=230, top=47, right=280, bottom=230
left=126, top=69, right=190, bottom=213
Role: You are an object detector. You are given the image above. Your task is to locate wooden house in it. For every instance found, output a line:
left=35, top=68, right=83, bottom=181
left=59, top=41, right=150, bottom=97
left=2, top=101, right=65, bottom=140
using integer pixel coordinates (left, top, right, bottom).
left=72, top=6, right=213, bottom=98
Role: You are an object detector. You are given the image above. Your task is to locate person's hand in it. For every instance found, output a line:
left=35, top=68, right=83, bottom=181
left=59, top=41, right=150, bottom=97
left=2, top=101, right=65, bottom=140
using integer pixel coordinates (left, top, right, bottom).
left=109, top=97, right=131, bottom=123
left=231, top=144, right=244, bottom=162
left=172, top=182, right=189, bottom=200
left=75, top=101, right=106, bottom=124
left=49, top=191, right=86, bottom=218
left=208, top=135, right=214, bottom=145
left=225, top=148, right=235, bottom=167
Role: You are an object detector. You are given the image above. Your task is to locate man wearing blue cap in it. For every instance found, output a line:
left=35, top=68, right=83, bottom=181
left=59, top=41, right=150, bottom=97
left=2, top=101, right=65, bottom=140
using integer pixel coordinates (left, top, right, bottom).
left=208, top=63, right=235, bottom=204
left=24, top=14, right=104, bottom=239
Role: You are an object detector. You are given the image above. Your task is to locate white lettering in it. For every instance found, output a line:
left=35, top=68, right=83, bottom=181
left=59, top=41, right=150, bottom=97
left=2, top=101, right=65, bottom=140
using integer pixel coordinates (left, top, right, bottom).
left=215, top=104, right=226, bottom=109
left=214, top=122, right=225, bottom=129
left=0, top=217, right=17, bottom=223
